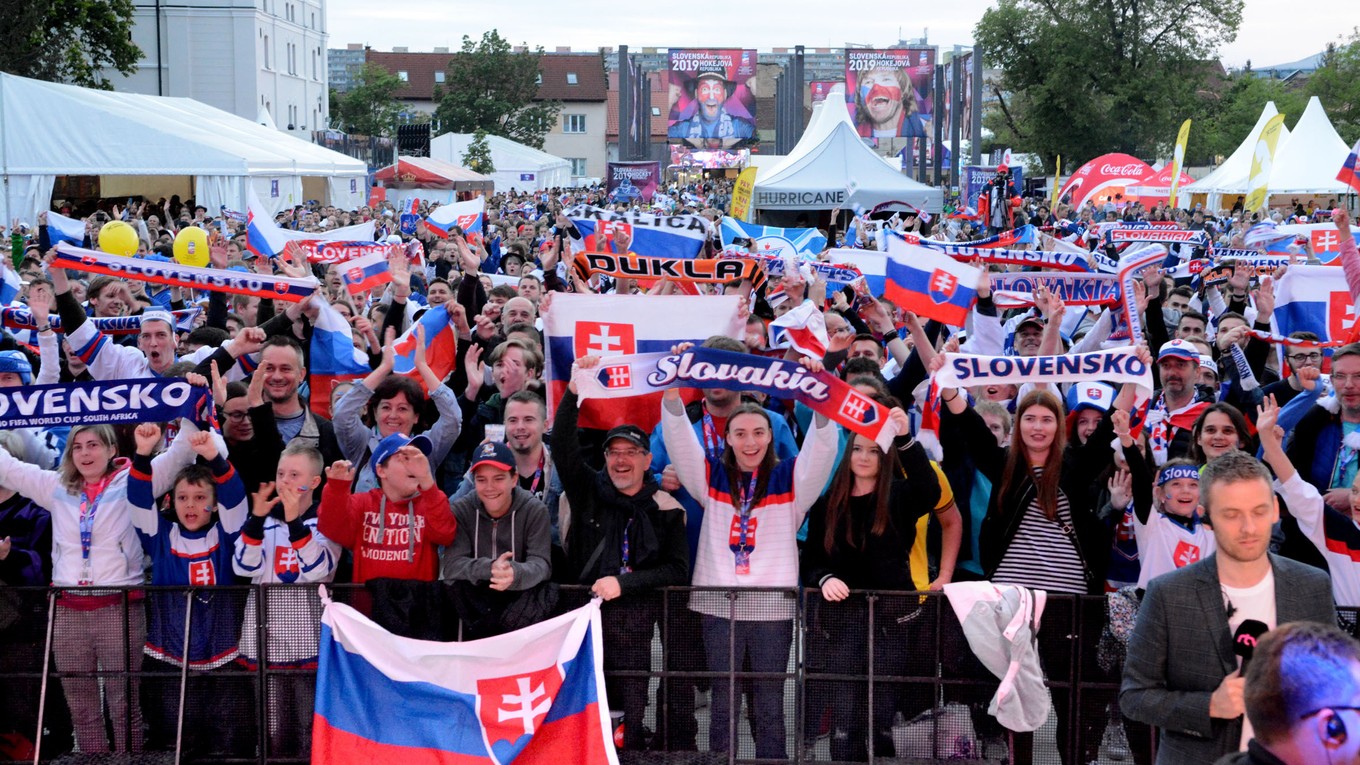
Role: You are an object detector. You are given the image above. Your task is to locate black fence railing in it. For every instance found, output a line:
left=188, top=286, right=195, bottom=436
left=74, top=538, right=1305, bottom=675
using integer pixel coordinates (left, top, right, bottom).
left=2, top=584, right=1347, bottom=765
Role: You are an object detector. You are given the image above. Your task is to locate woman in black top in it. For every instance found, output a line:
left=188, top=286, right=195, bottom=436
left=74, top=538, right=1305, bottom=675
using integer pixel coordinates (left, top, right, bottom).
left=802, top=407, right=949, bottom=761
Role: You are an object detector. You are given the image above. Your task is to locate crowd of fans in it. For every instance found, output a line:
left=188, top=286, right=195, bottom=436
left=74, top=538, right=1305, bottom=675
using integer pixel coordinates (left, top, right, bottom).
left=0, top=174, right=1358, bottom=765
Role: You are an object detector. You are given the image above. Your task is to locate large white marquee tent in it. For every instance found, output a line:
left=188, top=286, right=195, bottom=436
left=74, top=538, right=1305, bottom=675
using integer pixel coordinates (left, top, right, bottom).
left=429, top=132, right=571, bottom=193
left=0, top=73, right=367, bottom=225
left=1183, top=97, right=1352, bottom=210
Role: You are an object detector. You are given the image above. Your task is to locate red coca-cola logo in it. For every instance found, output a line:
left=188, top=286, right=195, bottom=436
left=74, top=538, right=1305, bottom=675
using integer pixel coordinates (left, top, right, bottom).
left=1100, top=163, right=1148, bottom=176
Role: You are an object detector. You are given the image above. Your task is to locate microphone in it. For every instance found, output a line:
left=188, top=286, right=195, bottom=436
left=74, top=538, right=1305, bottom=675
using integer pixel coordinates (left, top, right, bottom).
left=1233, top=619, right=1269, bottom=673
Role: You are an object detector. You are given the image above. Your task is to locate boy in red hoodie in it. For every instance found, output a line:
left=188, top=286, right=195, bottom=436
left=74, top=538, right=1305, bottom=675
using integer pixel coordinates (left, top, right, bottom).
left=318, top=433, right=456, bottom=583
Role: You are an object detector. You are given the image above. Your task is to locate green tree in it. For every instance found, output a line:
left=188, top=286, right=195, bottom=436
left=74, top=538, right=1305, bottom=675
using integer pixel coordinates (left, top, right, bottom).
left=1305, top=29, right=1360, bottom=145
left=974, top=0, right=1244, bottom=167
left=461, top=130, right=495, bottom=173
left=0, top=0, right=141, bottom=88
left=434, top=30, right=561, bottom=149
left=1191, top=73, right=1305, bottom=165
left=334, top=62, right=404, bottom=137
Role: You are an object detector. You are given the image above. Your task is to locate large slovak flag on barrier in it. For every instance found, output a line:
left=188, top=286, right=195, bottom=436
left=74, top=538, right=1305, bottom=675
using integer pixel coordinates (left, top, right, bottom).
left=312, top=595, right=618, bottom=765
left=426, top=198, right=486, bottom=238
left=544, top=293, right=744, bottom=431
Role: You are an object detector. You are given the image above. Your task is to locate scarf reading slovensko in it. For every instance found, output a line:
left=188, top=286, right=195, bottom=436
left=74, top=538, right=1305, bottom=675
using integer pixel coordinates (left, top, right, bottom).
left=572, top=347, right=902, bottom=450
left=0, top=378, right=213, bottom=430
left=934, top=245, right=1092, bottom=273
left=573, top=253, right=767, bottom=290
left=53, top=243, right=318, bottom=303
left=933, top=347, right=1154, bottom=404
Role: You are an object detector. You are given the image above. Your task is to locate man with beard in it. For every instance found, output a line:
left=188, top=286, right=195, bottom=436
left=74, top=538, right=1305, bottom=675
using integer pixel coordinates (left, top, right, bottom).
left=1288, top=344, right=1360, bottom=510
left=1148, top=339, right=1214, bottom=466
left=257, top=335, right=342, bottom=467
left=555, top=356, right=689, bottom=751
left=668, top=66, right=755, bottom=147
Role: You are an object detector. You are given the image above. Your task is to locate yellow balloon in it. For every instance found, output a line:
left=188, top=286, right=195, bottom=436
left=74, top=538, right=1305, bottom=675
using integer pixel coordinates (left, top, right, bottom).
left=174, top=226, right=210, bottom=267
left=97, top=220, right=139, bottom=256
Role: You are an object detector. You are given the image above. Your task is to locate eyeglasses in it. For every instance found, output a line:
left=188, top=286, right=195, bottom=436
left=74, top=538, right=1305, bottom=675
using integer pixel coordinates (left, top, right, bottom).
left=830, top=325, right=854, bottom=336
left=1287, top=352, right=1323, bottom=363
left=222, top=411, right=249, bottom=422
left=1333, top=374, right=1360, bottom=385
left=605, top=448, right=646, bottom=459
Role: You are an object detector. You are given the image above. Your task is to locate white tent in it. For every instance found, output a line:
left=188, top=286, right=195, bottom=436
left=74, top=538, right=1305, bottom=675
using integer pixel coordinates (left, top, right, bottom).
left=428, top=132, right=571, bottom=193
left=1182, top=102, right=1290, bottom=210
left=0, top=73, right=366, bottom=225
left=1263, top=96, right=1353, bottom=198
left=752, top=84, right=942, bottom=215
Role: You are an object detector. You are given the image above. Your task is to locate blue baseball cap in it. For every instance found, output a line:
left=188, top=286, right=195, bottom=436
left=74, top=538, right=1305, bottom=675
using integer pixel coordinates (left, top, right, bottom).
left=0, top=350, right=32, bottom=384
left=370, top=433, right=432, bottom=470
left=469, top=440, right=515, bottom=473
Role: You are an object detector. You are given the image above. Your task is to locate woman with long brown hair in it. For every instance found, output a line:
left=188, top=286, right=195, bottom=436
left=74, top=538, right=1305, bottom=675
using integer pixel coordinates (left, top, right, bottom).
left=802, top=403, right=958, bottom=760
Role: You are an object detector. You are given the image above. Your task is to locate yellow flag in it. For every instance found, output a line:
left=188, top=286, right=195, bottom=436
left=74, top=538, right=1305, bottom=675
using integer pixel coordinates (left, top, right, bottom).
left=1167, top=119, right=1191, bottom=207
left=730, top=167, right=758, bottom=223
left=1245, top=114, right=1286, bottom=213
left=1050, top=155, right=1061, bottom=211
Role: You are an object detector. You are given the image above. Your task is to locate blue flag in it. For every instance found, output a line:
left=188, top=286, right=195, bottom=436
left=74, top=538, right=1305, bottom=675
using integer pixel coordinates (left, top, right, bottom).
left=719, top=217, right=827, bottom=259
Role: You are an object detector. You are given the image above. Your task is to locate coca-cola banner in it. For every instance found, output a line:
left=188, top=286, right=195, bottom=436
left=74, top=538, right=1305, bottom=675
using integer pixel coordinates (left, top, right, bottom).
left=1057, top=153, right=1155, bottom=210
left=606, top=161, right=661, bottom=204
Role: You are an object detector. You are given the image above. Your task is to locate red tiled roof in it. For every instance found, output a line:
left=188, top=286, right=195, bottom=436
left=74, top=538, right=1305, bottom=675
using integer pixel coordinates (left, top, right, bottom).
left=366, top=50, right=606, bottom=103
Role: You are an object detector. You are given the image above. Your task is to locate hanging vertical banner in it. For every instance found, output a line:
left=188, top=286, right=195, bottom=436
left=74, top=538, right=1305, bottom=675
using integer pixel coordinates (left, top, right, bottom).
left=1167, top=119, right=1192, bottom=207
left=1245, top=114, right=1287, bottom=213
left=605, top=162, right=661, bottom=204
left=667, top=49, right=758, bottom=149
left=1050, top=155, right=1062, bottom=211
left=809, top=81, right=839, bottom=104
left=845, top=48, right=936, bottom=140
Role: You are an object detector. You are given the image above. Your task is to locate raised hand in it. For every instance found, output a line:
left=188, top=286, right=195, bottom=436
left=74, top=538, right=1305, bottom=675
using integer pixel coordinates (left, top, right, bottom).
left=189, top=430, right=219, bottom=460
left=1107, top=468, right=1133, bottom=512
left=325, top=460, right=355, bottom=483
left=134, top=423, right=162, bottom=456
left=1256, top=395, right=1284, bottom=448
left=250, top=482, right=277, bottom=518
left=1297, top=365, right=1321, bottom=391
left=463, top=344, right=486, bottom=399
left=797, top=355, right=825, bottom=374
left=209, top=360, right=227, bottom=407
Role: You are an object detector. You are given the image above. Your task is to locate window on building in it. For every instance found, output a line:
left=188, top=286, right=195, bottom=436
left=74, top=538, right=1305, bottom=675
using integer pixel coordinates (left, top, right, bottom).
left=263, top=35, right=270, bottom=69
left=566, top=72, right=578, bottom=85
left=563, top=114, right=586, bottom=133
left=398, top=70, right=408, bottom=82
left=435, top=71, right=445, bottom=83
left=569, top=158, right=588, bottom=176
left=535, top=73, right=542, bottom=85
left=651, top=106, right=661, bottom=116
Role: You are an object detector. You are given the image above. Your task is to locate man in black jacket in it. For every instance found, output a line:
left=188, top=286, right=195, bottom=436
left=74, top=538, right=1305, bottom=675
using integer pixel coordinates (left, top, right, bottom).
left=554, top=358, right=689, bottom=751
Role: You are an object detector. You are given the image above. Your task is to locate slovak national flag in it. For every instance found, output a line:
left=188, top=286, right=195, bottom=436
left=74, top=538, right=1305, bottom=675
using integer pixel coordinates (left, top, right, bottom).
left=339, top=252, right=392, bottom=296
left=1273, top=264, right=1358, bottom=359
left=543, top=293, right=744, bottom=431
left=245, top=188, right=376, bottom=258
left=46, top=210, right=87, bottom=248
left=884, top=238, right=982, bottom=326
left=313, top=595, right=618, bottom=765
left=392, top=304, right=459, bottom=387
left=1339, top=138, right=1360, bottom=195
left=308, top=301, right=371, bottom=417
left=426, top=198, right=486, bottom=239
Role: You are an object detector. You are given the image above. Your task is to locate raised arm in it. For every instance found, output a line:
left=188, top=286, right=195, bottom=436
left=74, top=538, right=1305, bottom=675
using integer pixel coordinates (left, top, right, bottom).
left=660, top=388, right=708, bottom=499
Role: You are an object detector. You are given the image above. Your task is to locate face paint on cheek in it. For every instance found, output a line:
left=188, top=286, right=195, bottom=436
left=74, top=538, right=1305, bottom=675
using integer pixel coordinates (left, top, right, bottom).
left=864, top=83, right=902, bottom=104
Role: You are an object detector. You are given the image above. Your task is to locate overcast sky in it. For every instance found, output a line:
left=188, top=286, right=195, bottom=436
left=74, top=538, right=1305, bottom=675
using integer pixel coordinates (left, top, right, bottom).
left=327, top=1, right=1357, bottom=69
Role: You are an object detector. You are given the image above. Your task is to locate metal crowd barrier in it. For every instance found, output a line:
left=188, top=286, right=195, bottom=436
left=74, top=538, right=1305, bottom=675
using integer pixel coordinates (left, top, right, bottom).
left=1, top=584, right=1351, bottom=765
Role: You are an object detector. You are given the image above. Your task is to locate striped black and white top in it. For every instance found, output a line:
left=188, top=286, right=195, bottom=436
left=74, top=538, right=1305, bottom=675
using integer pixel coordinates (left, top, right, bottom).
left=992, top=468, right=1088, bottom=595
